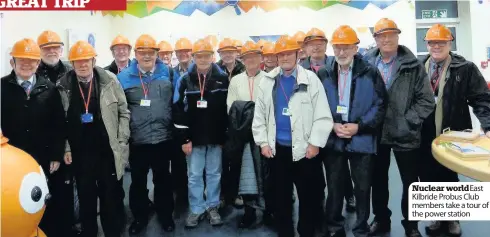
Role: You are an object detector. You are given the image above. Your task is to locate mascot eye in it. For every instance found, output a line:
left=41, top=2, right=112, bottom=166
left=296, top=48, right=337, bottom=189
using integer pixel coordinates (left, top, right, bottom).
left=19, top=166, right=49, bottom=214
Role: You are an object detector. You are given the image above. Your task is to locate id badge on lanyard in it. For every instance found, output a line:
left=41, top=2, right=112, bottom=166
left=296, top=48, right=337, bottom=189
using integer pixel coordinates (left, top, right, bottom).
left=79, top=80, right=94, bottom=123
left=139, top=72, right=151, bottom=107
left=197, top=73, right=207, bottom=109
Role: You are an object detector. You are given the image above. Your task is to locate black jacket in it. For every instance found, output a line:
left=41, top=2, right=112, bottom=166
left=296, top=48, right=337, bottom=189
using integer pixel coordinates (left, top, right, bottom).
left=173, top=63, right=229, bottom=146
left=217, top=59, right=245, bottom=80
left=364, top=45, right=435, bottom=150
left=1, top=71, right=65, bottom=171
left=225, top=101, right=256, bottom=152
left=104, top=60, right=131, bottom=75
left=36, top=60, right=72, bottom=84
left=421, top=53, right=490, bottom=137
left=223, top=100, right=265, bottom=202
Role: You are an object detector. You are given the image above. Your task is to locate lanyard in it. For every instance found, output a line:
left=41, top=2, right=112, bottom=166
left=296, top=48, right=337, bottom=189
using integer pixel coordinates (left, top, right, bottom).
left=198, top=73, right=206, bottom=100
left=138, top=72, right=149, bottom=99
left=278, top=78, right=296, bottom=104
left=379, top=59, right=395, bottom=84
left=338, top=69, right=349, bottom=101
left=78, top=79, right=93, bottom=114
left=248, top=77, right=254, bottom=101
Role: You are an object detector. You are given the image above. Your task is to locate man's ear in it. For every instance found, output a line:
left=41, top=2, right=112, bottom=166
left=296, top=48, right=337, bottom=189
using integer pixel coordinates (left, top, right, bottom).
left=10, top=58, right=15, bottom=68
left=93, top=58, right=97, bottom=68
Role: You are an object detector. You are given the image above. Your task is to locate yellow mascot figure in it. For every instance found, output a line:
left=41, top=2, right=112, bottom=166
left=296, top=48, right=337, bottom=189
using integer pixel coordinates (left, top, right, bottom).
left=1, top=132, right=50, bottom=237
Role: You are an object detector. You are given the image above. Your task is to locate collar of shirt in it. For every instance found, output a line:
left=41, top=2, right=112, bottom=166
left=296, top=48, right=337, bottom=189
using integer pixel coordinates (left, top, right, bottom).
left=77, top=74, right=94, bottom=83
left=376, top=53, right=397, bottom=66
left=138, top=65, right=155, bottom=75
left=280, top=67, right=297, bottom=79
left=430, top=57, right=446, bottom=70
left=17, top=74, right=36, bottom=86
left=338, top=61, right=354, bottom=75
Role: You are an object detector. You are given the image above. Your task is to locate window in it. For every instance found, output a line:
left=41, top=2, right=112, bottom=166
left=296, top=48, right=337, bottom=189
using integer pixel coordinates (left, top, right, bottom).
left=415, top=0, right=458, bottom=19
left=414, top=0, right=459, bottom=59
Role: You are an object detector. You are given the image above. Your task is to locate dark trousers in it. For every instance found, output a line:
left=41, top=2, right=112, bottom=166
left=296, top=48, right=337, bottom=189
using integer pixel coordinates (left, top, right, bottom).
left=74, top=146, right=124, bottom=237
left=324, top=152, right=373, bottom=237
left=171, top=139, right=188, bottom=199
left=39, top=163, right=74, bottom=237
left=129, top=141, right=174, bottom=222
left=271, top=144, right=325, bottom=237
left=343, top=161, right=354, bottom=199
left=221, top=151, right=232, bottom=202
left=419, top=112, right=459, bottom=183
left=371, top=145, right=420, bottom=227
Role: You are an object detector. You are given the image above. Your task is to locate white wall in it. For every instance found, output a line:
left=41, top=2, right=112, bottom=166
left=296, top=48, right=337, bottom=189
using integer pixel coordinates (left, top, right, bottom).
left=469, top=1, right=490, bottom=81
left=111, top=1, right=416, bottom=56
left=0, top=11, right=113, bottom=75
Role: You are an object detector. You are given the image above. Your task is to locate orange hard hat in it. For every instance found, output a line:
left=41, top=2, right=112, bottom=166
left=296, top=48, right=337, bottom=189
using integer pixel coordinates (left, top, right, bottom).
left=37, top=30, right=63, bottom=48
left=275, top=35, right=300, bottom=54
left=158, top=40, right=173, bottom=52
left=241, top=41, right=262, bottom=57
left=68, top=41, right=97, bottom=61
left=134, top=34, right=159, bottom=51
left=331, top=25, right=360, bottom=45
left=192, top=39, right=214, bottom=55
left=425, top=24, right=454, bottom=41
left=257, top=39, right=267, bottom=49
left=204, top=35, right=219, bottom=49
left=373, top=18, right=401, bottom=36
left=10, top=38, right=41, bottom=60
left=110, top=35, right=131, bottom=50
left=233, top=39, right=243, bottom=48
left=293, top=31, right=307, bottom=44
left=218, top=38, right=238, bottom=52
left=262, top=42, right=275, bottom=55
left=175, top=38, right=193, bottom=51
left=304, top=28, right=328, bottom=44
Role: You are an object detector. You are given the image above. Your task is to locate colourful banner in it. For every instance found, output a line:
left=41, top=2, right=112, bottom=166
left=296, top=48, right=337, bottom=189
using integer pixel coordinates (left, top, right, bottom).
left=97, top=0, right=400, bottom=18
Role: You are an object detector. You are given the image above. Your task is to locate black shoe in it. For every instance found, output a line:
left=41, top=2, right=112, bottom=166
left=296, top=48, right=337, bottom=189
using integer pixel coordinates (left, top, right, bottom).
left=326, top=229, right=346, bottom=237
left=238, top=207, right=256, bottom=228
left=425, top=221, right=443, bottom=236
left=262, top=211, right=274, bottom=227
left=160, top=219, right=175, bottom=232
left=405, top=227, right=422, bottom=237
left=368, top=220, right=391, bottom=236
left=128, top=220, right=147, bottom=234
left=345, top=196, right=356, bottom=213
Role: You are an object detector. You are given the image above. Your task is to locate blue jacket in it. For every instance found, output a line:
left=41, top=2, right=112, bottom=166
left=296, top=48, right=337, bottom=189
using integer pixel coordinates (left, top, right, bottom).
left=118, top=58, right=173, bottom=145
left=318, top=54, right=387, bottom=154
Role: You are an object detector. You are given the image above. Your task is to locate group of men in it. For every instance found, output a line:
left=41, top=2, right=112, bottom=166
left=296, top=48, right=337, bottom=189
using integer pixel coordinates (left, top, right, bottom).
left=2, top=17, right=490, bottom=237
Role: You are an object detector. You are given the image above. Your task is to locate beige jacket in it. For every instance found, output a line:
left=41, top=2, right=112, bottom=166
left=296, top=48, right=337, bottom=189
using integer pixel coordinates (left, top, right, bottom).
left=252, top=65, right=333, bottom=161
left=57, top=67, right=130, bottom=180
left=227, top=70, right=265, bottom=112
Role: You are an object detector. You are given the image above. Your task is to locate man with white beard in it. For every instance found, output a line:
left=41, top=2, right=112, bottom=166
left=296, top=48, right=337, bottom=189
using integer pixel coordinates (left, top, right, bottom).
left=36, top=30, right=72, bottom=84
left=318, top=25, right=387, bottom=237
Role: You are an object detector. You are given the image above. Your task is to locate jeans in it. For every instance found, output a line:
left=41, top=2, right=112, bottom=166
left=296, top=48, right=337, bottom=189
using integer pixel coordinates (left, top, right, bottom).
left=187, top=145, right=222, bottom=214
left=324, top=152, right=373, bottom=237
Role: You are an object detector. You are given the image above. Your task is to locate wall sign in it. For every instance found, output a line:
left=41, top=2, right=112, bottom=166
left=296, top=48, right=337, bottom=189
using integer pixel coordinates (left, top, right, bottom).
left=421, top=9, right=448, bottom=19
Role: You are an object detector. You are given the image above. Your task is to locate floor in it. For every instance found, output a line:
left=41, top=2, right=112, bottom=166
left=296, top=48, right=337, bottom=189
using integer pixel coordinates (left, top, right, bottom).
left=98, top=154, right=488, bottom=237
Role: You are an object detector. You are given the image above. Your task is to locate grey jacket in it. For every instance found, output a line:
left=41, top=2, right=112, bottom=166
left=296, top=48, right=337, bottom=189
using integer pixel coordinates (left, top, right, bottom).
left=57, top=67, right=130, bottom=180
left=117, top=59, right=174, bottom=145
left=364, top=45, right=435, bottom=150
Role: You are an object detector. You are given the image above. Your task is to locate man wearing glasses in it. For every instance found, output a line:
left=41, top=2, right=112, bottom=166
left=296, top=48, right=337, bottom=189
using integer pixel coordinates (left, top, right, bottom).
left=419, top=24, right=490, bottom=237
left=117, top=34, right=175, bottom=234
left=364, top=18, right=434, bottom=237
left=105, top=35, right=132, bottom=75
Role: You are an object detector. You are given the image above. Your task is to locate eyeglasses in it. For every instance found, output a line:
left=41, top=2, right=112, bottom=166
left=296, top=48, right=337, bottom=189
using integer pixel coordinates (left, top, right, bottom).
left=428, top=41, right=449, bottom=47
left=136, top=50, right=157, bottom=57
left=332, top=46, right=356, bottom=53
